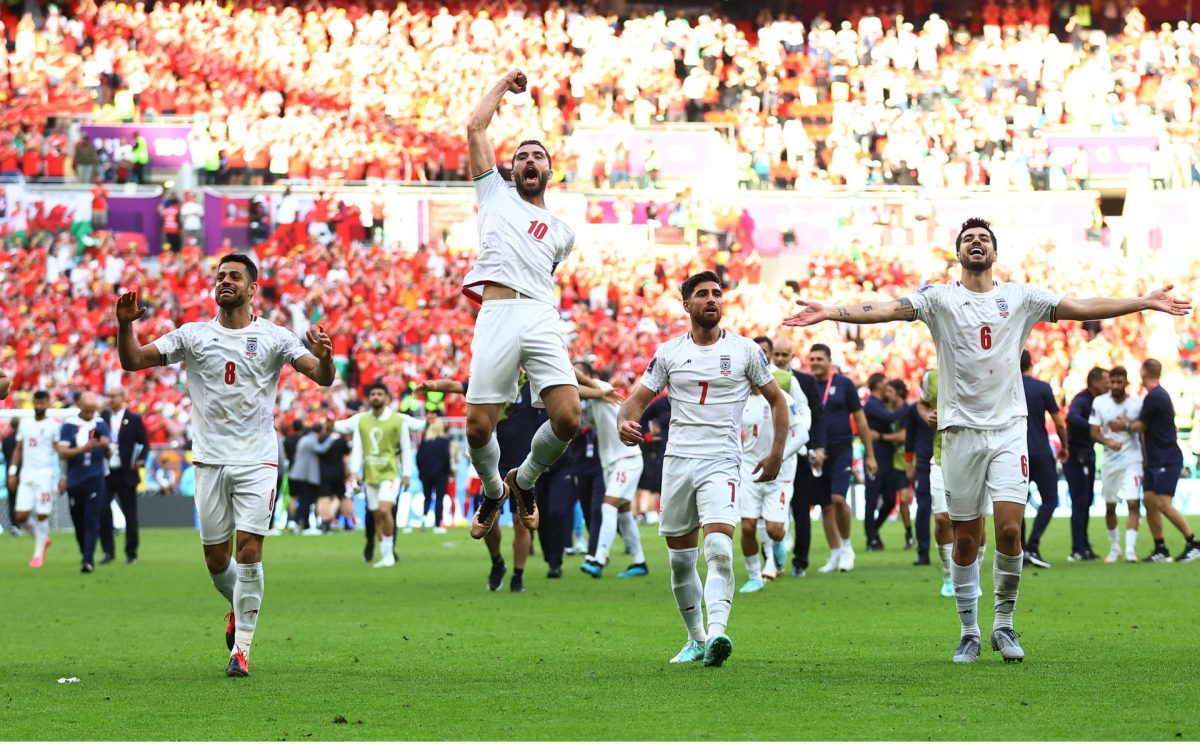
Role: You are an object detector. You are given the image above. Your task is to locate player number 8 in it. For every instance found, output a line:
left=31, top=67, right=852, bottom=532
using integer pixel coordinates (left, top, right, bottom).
left=224, top=361, right=237, bottom=385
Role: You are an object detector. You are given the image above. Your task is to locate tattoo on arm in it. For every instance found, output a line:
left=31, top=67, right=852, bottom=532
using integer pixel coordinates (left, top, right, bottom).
left=895, top=298, right=915, bottom=321
left=862, top=305, right=874, bottom=312
left=835, top=307, right=849, bottom=318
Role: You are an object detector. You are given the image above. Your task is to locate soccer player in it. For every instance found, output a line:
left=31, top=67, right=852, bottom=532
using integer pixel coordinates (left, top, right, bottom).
left=618, top=271, right=789, bottom=667
left=805, top=344, right=877, bottom=573
left=1020, top=350, right=1069, bottom=568
left=1088, top=366, right=1143, bottom=563
left=1064, top=367, right=1110, bottom=561
left=1113, top=359, right=1200, bottom=563
left=57, top=392, right=112, bottom=573
left=736, top=381, right=809, bottom=593
left=334, top=383, right=423, bottom=569
left=462, top=68, right=581, bottom=541
left=579, top=371, right=650, bottom=579
left=8, top=390, right=59, bottom=567
left=767, top=337, right=827, bottom=578
left=784, top=217, right=1191, bottom=663
left=115, top=252, right=335, bottom=677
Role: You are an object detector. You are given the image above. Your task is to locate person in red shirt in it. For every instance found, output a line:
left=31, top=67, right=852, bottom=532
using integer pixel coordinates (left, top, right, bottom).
left=91, top=179, right=109, bottom=229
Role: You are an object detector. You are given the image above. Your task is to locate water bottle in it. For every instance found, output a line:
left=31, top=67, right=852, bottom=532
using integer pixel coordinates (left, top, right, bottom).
left=809, top=450, right=823, bottom=478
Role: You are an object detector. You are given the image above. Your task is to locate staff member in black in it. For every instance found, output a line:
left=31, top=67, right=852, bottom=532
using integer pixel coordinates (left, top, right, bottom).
left=100, top=387, right=148, bottom=564
left=1020, top=350, right=1069, bottom=568
left=1064, top=367, right=1109, bottom=561
left=1115, top=359, right=1200, bottom=562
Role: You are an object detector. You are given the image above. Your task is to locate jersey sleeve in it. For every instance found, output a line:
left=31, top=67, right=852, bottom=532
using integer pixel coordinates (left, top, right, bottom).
left=843, top=377, right=864, bottom=412
left=905, top=284, right=941, bottom=325
left=746, top=341, right=775, bottom=387
left=1021, top=285, right=1062, bottom=325
left=1041, top=383, right=1060, bottom=415
left=275, top=327, right=311, bottom=370
left=151, top=325, right=192, bottom=366
left=554, top=225, right=576, bottom=270
left=473, top=168, right=504, bottom=206
left=639, top=343, right=669, bottom=394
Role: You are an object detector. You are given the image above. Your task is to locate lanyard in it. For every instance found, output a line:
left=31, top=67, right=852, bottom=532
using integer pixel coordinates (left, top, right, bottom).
left=822, top=373, right=835, bottom=406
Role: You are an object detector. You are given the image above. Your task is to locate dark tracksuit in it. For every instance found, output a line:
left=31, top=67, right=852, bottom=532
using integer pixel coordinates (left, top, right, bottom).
left=788, top=370, right=826, bottom=571
left=1064, top=389, right=1098, bottom=554
left=905, top=403, right=934, bottom=559
left=1022, top=375, right=1062, bottom=552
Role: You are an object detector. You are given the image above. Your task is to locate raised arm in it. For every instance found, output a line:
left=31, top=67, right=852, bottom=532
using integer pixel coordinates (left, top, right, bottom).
left=468, top=69, right=526, bottom=178
left=293, top=325, right=335, bottom=387
left=1056, top=286, right=1191, bottom=322
left=617, top=384, right=659, bottom=447
left=783, top=297, right=915, bottom=327
left=115, top=291, right=163, bottom=371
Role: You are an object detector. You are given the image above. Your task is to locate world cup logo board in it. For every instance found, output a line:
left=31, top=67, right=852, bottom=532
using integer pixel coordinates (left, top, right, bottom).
left=720, top=355, right=731, bottom=376
left=246, top=337, right=258, bottom=358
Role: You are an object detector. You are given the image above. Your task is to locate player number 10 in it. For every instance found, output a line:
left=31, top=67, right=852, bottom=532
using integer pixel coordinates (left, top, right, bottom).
left=527, top=220, right=548, bottom=240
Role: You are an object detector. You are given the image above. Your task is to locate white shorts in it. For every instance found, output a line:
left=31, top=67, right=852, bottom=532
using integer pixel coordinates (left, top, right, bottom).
left=194, top=463, right=278, bottom=545
left=1101, top=465, right=1142, bottom=503
left=737, top=473, right=790, bottom=523
left=16, top=476, right=55, bottom=516
left=929, top=463, right=948, bottom=516
left=941, top=421, right=1025, bottom=522
left=365, top=479, right=400, bottom=512
left=659, top=455, right=740, bottom=537
left=604, top=455, right=643, bottom=504
left=466, top=299, right=578, bottom=408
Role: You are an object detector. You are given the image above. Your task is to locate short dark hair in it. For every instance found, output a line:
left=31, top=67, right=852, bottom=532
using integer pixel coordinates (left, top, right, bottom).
left=1109, top=366, right=1127, bottom=380
left=887, top=378, right=908, bottom=399
left=810, top=343, right=832, bottom=358
left=365, top=383, right=390, bottom=397
left=514, top=139, right=552, bottom=170
left=218, top=253, right=258, bottom=283
left=956, top=217, right=997, bottom=251
left=1086, top=367, right=1109, bottom=385
left=867, top=373, right=887, bottom=391
left=291, top=418, right=305, bottom=431
left=1142, top=358, right=1163, bottom=379
left=32, top=390, right=50, bottom=401
left=753, top=336, right=773, bottom=352
left=1020, top=349, right=1032, bottom=373
left=680, top=271, right=722, bottom=300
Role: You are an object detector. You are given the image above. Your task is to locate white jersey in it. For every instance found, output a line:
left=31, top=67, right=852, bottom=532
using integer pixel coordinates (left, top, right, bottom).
left=16, top=417, right=61, bottom=480
left=582, top=380, right=641, bottom=468
left=739, top=392, right=809, bottom=479
left=461, top=169, right=575, bottom=305
left=639, top=330, right=775, bottom=461
left=153, top=316, right=310, bottom=466
left=1089, top=393, right=1143, bottom=470
left=907, top=281, right=1061, bottom=430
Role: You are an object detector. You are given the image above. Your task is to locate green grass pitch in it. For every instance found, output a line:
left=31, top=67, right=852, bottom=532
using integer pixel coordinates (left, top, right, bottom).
left=1, top=519, right=1198, bottom=741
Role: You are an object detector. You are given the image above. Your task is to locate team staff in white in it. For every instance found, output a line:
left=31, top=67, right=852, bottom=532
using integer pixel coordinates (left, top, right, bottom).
left=116, top=253, right=335, bottom=677
left=8, top=390, right=59, bottom=568
left=461, top=67, right=581, bottom=540
left=618, top=271, right=790, bottom=667
left=1088, top=366, right=1144, bottom=563
left=785, top=217, right=1191, bottom=664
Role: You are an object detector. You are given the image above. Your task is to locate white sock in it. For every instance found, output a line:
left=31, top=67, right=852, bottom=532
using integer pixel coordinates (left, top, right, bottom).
left=1125, top=529, right=1139, bottom=554
left=34, top=518, right=50, bottom=557
left=744, top=553, right=762, bottom=582
left=937, top=543, right=954, bottom=577
left=617, top=510, right=645, bottom=563
left=975, top=543, right=987, bottom=567
left=467, top=434, right=505, bottom=500
left=516, top=421, right=572, bottom=490
left=992, top=552, right=1022, bottom=631
left=380, top=535, right=394, bottom=556
left=703, top=532, right=735, bottom=638
left=951, top=559, right=981, bottom=639
left=668, top=548, right=706, bottom=643
left=1108, top=527, right=1120, bottom=550
left=233, top=562, right=264, bottom=658
left=211, top=560, right=237, bottom=605
left=595, top=503, right=619, bottom=564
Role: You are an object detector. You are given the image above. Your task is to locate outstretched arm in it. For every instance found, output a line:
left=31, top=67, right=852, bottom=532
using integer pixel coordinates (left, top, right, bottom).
left=783, top=297, right=915, bottom=327
left=115, top=291, right=163, bottom=371
left=468, top=69, right=526, bottom=178
left=1056, top=286, right=1191, bottom=321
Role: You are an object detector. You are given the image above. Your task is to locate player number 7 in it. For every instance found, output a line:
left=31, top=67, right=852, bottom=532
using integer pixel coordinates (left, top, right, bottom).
left=698, top=381, right=709, bottom=404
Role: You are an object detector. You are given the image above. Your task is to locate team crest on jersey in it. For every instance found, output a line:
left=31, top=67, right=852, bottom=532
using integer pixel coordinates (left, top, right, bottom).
left=245, top=337, right=259, bottom=357
left=996, top=297, right=1010, bottom=319
left=720, top=355, right=731, bottom=376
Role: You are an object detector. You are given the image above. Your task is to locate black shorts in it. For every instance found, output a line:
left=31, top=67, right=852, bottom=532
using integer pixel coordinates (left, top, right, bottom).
left=289, top=479, right=315, bottom=502
left=1144, top=462, right=1183, bottom=496
left=317, top=478, right=342, bottom=498
left=638, top=446, right=663, bottom=493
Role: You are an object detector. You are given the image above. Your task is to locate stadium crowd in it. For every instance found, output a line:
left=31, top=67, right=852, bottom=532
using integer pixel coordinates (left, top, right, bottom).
left=1, top=1, right=1198, bottom=189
